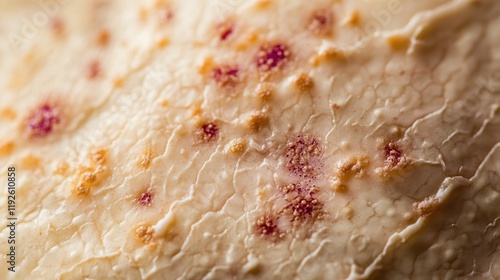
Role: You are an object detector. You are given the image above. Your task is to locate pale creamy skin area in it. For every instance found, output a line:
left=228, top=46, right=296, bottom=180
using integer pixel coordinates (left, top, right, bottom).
left=0, top=0, right=499, bottom=279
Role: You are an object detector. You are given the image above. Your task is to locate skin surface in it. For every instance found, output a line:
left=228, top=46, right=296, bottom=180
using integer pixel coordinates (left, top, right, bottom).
left=0, top=0, right=499, bottom=279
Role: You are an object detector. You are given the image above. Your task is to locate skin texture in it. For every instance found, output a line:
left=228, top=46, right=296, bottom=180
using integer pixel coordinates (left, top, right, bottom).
left=0, top=0, right=499, bottom=279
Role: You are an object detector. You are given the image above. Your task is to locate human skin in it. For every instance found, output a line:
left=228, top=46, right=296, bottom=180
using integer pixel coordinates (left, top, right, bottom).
left=0, top=0, right=499, bottom=279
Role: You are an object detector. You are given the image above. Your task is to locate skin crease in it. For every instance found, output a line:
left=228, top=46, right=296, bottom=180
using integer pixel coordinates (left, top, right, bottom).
left=0, top=0, right=499, bottom=279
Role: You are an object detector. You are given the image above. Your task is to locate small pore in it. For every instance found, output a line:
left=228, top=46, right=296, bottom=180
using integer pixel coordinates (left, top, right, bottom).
left=212, top=65, right=239, bottom=87
left=196, top=122, right=219, bottom=142
left=26, top=103, right=61, bottom=138
left=256, top=43, right=290, bottom=72
left=285, top=135, right=323, bottom=178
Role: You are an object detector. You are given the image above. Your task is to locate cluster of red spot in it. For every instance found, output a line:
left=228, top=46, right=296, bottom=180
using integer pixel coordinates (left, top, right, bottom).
left=196, top=122, right=219, bottom=142
left=26, top=104, right=61, bottom=138
left=138, top=192, right=153, bottom=206
left=256, top=44, right=290, bottom=72
left=285, top=135, right=322, bottom=178
left=212, top=66, right=239, bottom=87
left=255, top=215, right=281, bottom=240
left=281, top=183, right=322, bottom=223
left=384, top=142, right=404, bottom=168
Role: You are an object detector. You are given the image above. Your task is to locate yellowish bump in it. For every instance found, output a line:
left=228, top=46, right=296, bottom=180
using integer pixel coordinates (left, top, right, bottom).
left=257, top=188, right=270, bottom=201
left=157, top=37, right=170, bottom=48
left=235, top=31, right=260, bottom=51
left=0, top=108, right=16, bottom=120
left=337, top=156, right=370, bottom=179
left=386, top=34, right=410, bottom=50
left=229, top=138, right=247, bottom=154
left=255, top=0, right=271, bottom=10
left=294, top=73, right=314, bottom=92
left=256, top=83, right=274, bottom=102
left=191, top=105, right=202, bottom=117
left=137, top=147, right=154, bottom=169
left=135, top=222, right=155, bottom=244
left=333, top=182, right=348, bottom=193
left=21, top=154, right=41, bottom=169
left=310, top=48, right=345, bottom=66
left=72, top=165, right=107, bottom=197
left=246, top=111, right=269, bottom=132
left=154, top=0, right=170, bottom=8
left=54, top=162, right=70, bottom=176
left=96, top=29, right=110, bottom=46
left=113, top=77, right=124, bottom=88
left=344, top=10, right=360, bottom=26
left=197, top=56, right=214, bottom=75
left=139, top=7, right=149, bottom=21
left=0, top=141, right=14, bottom=157
left=341, top=207, right=354, bottom=218
left=89, top=149, right=107, bottom=165
left=160, top=100, right=169, bottom=107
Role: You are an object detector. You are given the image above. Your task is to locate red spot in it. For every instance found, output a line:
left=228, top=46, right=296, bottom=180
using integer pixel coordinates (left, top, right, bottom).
left=309, top=10, right=332, bottom=35
left=26, top=104, right=61, bottom=138
left=197, top=122, right=219, bottom=142
left=160, top=8, right=174, bottom=23
left=212, top=65, right=239, bottom=86
left=87, top=60, right=101, bottom=79
left=51, top=18, right=64, bottom=36
left=138, top=192, right=153, bottom=206
left=384, top=142, right=404, bottom=168
left=285, top=135, right=322, bottom=178
left=256, top=43, right=290, bottom=72
left=217, top=21, right=234, bottom=41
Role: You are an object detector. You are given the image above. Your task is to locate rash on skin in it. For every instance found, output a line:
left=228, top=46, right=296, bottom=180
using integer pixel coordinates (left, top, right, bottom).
left=254, top=215, right=284, bottom=241
left=285, top=135, right=323, bottom=178
left=256, top=43, right=290, bottom=72
left=217, top=20, right=234, bottom=41
left=280, top=183, right=323, bottom=224
left=212, top=65, right=239, bottom=87
left=196, top=122, right=219, bottom=142
left=26, top=103, right=61, bottom=138
left=376, top=141, right=411, bottom=179
left=138, top=192, right=153, bottom=206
